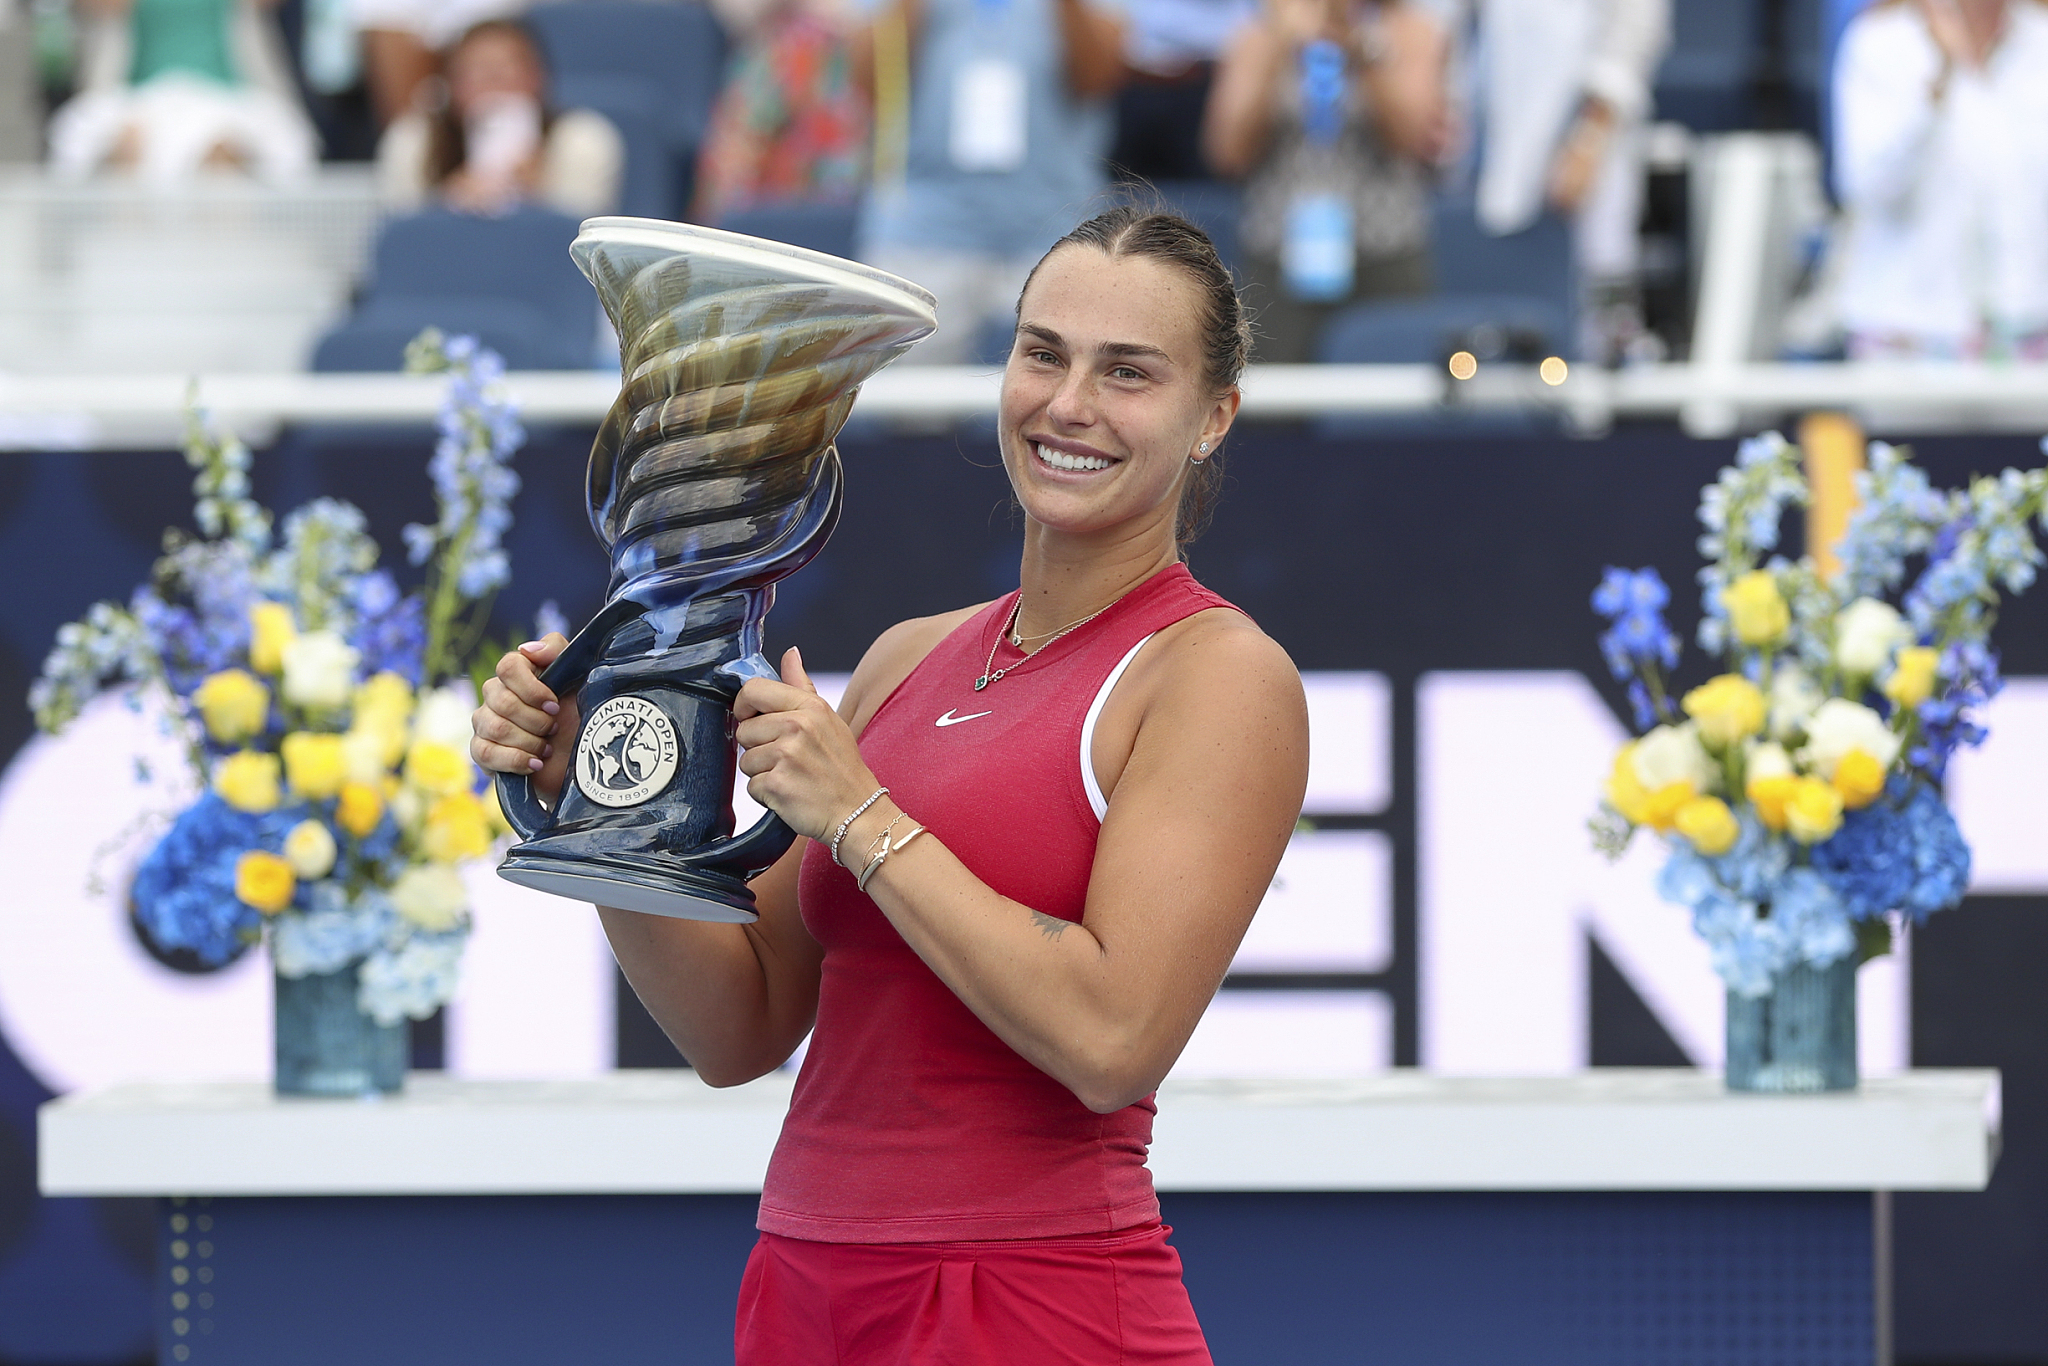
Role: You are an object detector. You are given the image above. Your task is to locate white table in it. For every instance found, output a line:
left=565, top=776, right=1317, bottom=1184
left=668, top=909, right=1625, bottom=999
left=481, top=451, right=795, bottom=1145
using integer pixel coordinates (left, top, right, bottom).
left=41, top=1069, right=1999, bottom=1366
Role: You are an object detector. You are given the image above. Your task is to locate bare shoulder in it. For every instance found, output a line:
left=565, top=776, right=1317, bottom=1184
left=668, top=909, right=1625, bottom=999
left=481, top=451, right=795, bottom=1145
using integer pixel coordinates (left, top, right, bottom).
left=837, top=601, right=993, bottom=734
left=1142, top=607, right=1306, bottom=716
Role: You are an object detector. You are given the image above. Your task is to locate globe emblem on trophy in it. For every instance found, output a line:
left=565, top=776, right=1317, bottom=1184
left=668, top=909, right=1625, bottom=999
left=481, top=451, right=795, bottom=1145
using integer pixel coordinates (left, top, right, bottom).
left=493, top=218, right=936, bottom=922
left=574, top=695, right=680, bottom=809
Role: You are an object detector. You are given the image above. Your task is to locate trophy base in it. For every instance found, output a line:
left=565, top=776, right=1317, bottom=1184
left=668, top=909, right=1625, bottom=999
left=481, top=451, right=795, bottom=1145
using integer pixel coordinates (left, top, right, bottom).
left=497, top=855, right=761, bottom=923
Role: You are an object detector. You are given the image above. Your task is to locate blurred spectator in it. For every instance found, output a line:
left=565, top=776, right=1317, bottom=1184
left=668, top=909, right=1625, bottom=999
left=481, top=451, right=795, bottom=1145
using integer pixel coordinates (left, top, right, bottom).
left=352, top=0, right=522, bottom=125
left=1463, top=0, right=1668, bottom=363
left=1203, top=0, right=1450, bottom=363
left=376, top=18, right=622, bottom=215
left=1834, top=0, right=2048, bottom=359
left=1111, top=0, right=1254, bottom=181
left=693, top=0, right=866, bottom=219
left=852, top=0, right=1127, bottom=363
left=47, top=0, right=319, bottom=183
left=0, top=0, right=37, bottom=160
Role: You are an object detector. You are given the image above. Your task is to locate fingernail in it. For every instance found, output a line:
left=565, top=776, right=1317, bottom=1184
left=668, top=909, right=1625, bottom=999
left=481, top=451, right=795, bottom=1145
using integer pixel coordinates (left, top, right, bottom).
left=547, top=721, right=558, bottom=736
left=528, top=756, right=544, bottom=771
left=541, top=743, right=553, bottom=758
left=519, top=640, right=545, bottom=652
left=541, top=700, right=560, bottom=715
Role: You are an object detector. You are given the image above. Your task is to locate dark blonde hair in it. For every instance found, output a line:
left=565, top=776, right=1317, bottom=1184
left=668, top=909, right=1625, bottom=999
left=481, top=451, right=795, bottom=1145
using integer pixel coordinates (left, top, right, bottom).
left=1020, top=204, right=1251, bottom=545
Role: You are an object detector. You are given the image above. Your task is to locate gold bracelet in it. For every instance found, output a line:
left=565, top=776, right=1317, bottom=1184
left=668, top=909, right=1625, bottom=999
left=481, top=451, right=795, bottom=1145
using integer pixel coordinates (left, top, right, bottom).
left=857, top=822, right=926, bottom=893
left=858, top=813, right=912, bottom=869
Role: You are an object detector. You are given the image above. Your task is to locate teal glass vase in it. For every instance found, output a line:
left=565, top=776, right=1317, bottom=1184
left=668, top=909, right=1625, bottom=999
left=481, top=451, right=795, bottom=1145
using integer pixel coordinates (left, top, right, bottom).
left=273, top=961, right=405, bottom=1096
left=1725, top=956, right=1858, bottom=1092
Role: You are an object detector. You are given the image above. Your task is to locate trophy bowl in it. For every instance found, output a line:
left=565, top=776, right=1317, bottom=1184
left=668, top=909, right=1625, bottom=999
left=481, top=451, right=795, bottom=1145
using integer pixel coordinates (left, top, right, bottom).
left=494, top=218, right=936, bottom=922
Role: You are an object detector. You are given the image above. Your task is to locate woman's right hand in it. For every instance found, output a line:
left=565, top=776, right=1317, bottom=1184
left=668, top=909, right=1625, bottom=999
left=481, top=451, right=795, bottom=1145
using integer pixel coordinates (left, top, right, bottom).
left=471, top=634, right=578, bottom=803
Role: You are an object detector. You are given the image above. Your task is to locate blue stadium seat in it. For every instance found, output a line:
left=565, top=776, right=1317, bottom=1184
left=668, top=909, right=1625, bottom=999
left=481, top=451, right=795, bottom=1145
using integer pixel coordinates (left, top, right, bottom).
left=550, top=75, right=676, bottom=218
left=714, top=201, right=860, bottom=261
left=1654, top=0, right=1763, bottom=131
left=528, top=0, right=729, bottom=216
left=1317, top=195, right=1575, bottom=366
left=1149, top=179, right=1244, bottom=282
left=311, top=207, right=595, bottom=371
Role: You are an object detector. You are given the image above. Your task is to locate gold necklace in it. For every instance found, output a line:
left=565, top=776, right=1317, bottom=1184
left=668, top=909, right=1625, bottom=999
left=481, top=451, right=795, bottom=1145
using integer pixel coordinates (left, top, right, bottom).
left=974, top=597, right=1116, bottom=691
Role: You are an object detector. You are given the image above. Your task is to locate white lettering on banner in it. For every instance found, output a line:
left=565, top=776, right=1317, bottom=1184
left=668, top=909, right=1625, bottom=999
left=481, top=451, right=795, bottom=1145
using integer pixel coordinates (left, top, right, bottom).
left=1170, top=992, right=1393, bottom=1080
left=0, top=693, right=269, bottom=1092
left=445, top=868, right=614, bottom=1079
left=1418, top=671, right=1912, bottom=1077
left=1949, top=679, right=2048, bottom=893
left=1301, top=672, right=1391, bottom=815
left=1237, top=830, right=1391, bottom=973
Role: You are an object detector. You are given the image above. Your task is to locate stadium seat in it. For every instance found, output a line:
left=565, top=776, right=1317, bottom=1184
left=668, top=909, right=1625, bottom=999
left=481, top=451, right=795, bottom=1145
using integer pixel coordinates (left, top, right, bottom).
left=311, top=207, right=595, bottom=371
left=1316, top=194, right=1575, bottom=366
left=528, top=0, right=729, bottom=218
left=1654, top=0, right=1763, bottom=131
left=715, top=201, right=861, bottom=261
left=550, top=75, right=677, bottom=219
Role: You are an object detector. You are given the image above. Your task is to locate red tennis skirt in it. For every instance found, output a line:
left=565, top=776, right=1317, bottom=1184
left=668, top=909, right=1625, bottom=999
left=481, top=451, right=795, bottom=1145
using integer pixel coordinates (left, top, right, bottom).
left=734, top=1222, right=1214, bottom=1366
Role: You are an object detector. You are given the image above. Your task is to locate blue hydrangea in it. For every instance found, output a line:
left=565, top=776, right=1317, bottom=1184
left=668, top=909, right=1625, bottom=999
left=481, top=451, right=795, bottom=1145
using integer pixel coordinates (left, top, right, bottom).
left=132, top=793, right=302, bottom=966
left=357, top=931, right=465, bottom=1026
left=271, top=883, right=397, bottom=978
left=1810, top=773, right=1974, bottom=926
left=1656, top=816, right=1851, bottom=996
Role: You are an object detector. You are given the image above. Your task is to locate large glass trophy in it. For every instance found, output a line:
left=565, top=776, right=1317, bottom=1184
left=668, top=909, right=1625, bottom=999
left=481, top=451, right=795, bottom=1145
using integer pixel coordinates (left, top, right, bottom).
left=494, top=219, right=936, bottom=922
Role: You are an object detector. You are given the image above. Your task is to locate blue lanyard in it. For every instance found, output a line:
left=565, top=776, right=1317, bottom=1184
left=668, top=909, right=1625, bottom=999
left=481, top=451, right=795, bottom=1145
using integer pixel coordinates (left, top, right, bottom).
left=1300, top=39, right=1346, bottom=148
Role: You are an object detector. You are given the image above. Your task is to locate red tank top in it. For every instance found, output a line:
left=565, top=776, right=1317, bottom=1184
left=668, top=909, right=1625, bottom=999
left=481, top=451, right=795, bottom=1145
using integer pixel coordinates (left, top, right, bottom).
left=757, top=563, right=1242, bottom=1243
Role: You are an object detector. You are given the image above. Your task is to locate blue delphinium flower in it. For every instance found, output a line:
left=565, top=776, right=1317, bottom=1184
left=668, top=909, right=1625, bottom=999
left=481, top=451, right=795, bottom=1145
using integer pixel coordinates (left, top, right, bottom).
left=350, top=570, right=428, bottom=683
left=131, top=793, right=300, bottom=966
left=1836, top=442, right=1952, bottom=599
left=403, top=334, right=524, bottom=600
left=1591, top=566, right=1679, bottom=727
left=1694, top=432, right=1806, bottom=654
left=1913, top=641, right=2001, bottom=778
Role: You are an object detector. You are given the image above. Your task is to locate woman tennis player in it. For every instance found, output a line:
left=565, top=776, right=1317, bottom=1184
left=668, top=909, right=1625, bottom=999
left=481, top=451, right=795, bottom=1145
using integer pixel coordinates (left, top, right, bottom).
left=472, top=205, right=1309, bottom=1364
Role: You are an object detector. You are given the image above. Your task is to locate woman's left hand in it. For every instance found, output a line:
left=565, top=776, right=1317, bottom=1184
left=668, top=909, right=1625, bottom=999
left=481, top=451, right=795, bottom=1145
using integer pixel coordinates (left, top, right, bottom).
left=733, top=647, right=879, bottom=842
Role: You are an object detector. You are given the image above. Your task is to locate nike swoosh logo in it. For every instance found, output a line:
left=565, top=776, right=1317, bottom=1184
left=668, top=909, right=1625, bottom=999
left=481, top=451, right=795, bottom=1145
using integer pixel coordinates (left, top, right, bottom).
left=935, top=709, right=993, bottom=728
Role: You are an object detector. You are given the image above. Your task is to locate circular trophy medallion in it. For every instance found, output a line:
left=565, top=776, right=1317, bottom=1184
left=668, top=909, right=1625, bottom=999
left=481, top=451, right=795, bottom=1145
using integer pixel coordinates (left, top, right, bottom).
left=573, top=695, right=682, bottom=808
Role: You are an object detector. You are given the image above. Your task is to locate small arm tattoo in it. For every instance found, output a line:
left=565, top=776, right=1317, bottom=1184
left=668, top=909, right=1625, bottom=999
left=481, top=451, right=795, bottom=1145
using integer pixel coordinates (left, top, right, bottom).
left=1029, top=910, right=1072, bottom=940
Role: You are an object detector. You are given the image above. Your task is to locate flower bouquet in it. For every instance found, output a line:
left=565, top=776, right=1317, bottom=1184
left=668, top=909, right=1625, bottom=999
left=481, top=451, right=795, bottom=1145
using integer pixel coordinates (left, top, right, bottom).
left=1591, top=432, right=2046, bottom=1091
left=32, top=333, right=541, bottom=1095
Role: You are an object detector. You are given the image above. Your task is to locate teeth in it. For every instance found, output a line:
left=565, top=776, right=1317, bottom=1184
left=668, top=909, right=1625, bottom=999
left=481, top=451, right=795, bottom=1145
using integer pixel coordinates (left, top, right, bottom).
left=1034, top=442, right=1112, bottom=472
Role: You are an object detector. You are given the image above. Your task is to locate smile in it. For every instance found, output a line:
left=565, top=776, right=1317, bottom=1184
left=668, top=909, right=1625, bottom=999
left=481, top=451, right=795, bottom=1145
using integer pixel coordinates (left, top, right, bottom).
left=1032, top=441, right=1114, bottom=472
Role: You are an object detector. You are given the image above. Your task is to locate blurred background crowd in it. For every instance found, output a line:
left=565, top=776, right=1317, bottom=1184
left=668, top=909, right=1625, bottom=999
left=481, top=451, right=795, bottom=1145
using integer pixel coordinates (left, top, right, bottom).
left=0, top=0, right=2042, bottom=377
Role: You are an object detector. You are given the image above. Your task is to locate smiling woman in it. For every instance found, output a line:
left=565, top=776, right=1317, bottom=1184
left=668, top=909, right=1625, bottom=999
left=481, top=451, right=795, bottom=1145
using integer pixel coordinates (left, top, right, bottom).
left=471, top=205, right=1309, bottom=1366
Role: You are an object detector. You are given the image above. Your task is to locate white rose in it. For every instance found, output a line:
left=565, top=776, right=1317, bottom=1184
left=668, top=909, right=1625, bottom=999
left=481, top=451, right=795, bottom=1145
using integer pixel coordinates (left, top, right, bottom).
left=283, top=818, right=338, bottom=879
left=281, top=630, right=362, bottom=710
left=1834, top=598, right=1912, bottom=677
left=1631, top=722, right=1720, bottom=794
left=1800, top=697, right=1902, bottom=779
left=413, top=683, right=478, bottom=754
left=389, top=864, right=468, bottom=931
left=1767, top=665, right=1825, bottom=740
left=1744, top=738, right=1795, bottom=783
left=341, top=727, right=391, bottom=785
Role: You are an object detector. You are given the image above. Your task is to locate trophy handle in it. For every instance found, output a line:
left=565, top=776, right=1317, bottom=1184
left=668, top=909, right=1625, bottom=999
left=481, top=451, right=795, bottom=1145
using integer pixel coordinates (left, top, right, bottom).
left=669, top=650, right=797, bottom=877
left=492, top=598, right=643, bottom=842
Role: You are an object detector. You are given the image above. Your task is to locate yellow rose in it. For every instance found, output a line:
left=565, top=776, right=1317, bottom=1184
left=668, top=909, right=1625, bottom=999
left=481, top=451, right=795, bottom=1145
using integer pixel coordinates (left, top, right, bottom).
left=248, top=602, right=298, bottom=675
left=234, top=850, right=296, bottom=913
left=1605, top=744, right=1653, bottom=824
left=214, top=750, right=282, bottom=813
left=421, top=792, right=493, bottom=864
left=1682, top=674, right=1767, bottom=748
left=1721, top=570, right=1790, bottom=647
left=405, top=739, right=472, bottom=797
left=1674, top=795, right=1740, bottom=855
left=1883, top=646, right=1940, bottom=710
left=354, top=672, right=415, bottom=729
left=193, top=669, right=270, bottom=744
left=1747, top=774, right=1799, bottom=832
left=280, top=731, right=348, bottom=800
left=480, top=781, right=513, bottom=837
left=335, top=781, right=385, bottom=838
left=1785, top=776, right=1845, bottom=844
left=1831, top=747, right=1887, bottom=810
left=282, top=818, right=338, bottom=879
